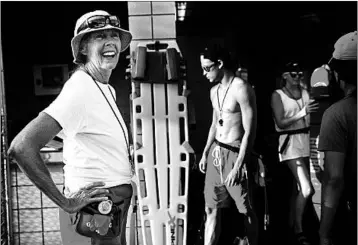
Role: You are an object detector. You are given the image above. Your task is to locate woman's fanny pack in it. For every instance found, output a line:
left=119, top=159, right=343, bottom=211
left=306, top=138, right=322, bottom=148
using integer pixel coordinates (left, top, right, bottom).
left=74, top=186, right=125, bottom=239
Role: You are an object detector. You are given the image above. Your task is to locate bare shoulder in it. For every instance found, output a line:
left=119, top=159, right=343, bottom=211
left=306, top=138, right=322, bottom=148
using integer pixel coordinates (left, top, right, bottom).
left=271, top=90, right=283, bottom=108
left=271, top=89, right=280, bottom=97
left=271, top=89, right=282, bottom=101
left=232, top=77, right=254, bottom=98
left=232, top=76, right=245, bottom=87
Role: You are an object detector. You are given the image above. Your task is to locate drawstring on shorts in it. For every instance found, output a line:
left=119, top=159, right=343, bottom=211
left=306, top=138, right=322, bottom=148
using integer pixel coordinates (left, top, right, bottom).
left=212, top=145, right=224, bottom=184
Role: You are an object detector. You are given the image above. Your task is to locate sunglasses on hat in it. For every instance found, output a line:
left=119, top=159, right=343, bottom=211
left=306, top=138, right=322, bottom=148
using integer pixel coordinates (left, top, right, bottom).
left=77, top=15, right=120, bottom=34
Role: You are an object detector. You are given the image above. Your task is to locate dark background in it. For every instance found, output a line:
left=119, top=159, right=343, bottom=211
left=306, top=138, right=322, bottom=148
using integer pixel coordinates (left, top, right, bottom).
left=2, top=1, right=357, bottom=245
left=2, top=1, right=356, bottom=150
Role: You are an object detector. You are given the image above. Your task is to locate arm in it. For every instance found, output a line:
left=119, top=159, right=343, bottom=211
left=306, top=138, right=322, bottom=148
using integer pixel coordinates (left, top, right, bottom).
left=8, top=112, right=71, bottom=210
left=199, top=88, right=218, bottom=173
left=319, top=151, right=345, bottom=239
left=271, top=91, right=307, bottom=129
left=8, top=112, right=108, bottom=213
left=202, top=108, right=218, bottom=158
left=201, top=87, right=218, bottom=158
left=318, top=107, right=347, bottom=243
left=233, top=82, right=257, bottom=170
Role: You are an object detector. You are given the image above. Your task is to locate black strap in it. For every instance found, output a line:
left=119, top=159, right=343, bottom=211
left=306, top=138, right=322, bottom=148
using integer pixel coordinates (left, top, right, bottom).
left=276, top=127, right=310, bottom=136
left=214, top=139, right=240, bottom=153
left=84, top=70, right=133, bottom=169
left=213, top=139, right=263, bottom=161
left=277, top=127, right=310, bottom=154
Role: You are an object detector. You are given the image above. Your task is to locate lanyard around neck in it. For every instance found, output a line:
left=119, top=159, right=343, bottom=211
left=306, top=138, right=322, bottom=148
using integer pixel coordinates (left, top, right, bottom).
left=283, top=86, right=306, bottom=124
left=84, top=70, right=133, bottom=167
left=217, top=76, right=235, bottom=113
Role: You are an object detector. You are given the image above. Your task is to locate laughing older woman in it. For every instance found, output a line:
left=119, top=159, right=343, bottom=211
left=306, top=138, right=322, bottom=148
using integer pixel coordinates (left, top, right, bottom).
left=8, top=10, right=133, bottom=245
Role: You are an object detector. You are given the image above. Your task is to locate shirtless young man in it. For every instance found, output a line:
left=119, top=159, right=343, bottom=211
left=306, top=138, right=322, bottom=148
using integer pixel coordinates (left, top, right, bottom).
left=199, top=44, right=258, bottom=245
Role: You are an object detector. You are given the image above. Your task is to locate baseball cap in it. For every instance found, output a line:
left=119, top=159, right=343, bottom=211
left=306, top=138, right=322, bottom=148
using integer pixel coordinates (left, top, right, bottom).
left=283, top=62, right=301, bottom=72
left=332, top=31, right=357, bottom=60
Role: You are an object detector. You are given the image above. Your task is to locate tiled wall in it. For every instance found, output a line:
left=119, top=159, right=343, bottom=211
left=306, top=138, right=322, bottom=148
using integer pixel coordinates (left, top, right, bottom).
left=128, top=2, right=178, bottom=51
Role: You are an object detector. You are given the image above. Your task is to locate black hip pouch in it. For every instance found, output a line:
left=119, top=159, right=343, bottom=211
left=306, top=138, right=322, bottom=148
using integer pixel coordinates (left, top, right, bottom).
left=75, top=186, right=128, bottom=239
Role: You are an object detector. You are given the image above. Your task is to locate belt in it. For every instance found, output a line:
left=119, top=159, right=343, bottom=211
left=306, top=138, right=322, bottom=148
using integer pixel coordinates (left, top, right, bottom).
left=214, top=139, right=240, bottom=153
left=277, top=127, right=310, bottom=154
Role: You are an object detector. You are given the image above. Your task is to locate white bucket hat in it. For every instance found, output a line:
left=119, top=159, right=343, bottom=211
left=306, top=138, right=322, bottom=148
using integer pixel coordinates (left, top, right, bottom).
left=71, top=10, right=132, bottom=64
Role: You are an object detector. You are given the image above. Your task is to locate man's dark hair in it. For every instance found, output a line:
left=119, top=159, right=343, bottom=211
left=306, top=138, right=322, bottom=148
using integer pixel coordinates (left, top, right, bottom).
left=330, top=59, right=357, bottom=86
left=200, top=43, right=235, bottom=71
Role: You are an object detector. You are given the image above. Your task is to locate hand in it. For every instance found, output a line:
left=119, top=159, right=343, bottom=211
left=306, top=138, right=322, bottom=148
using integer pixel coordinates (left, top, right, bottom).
left=199, top=156, right=207, bottom=174
left=225, top=165, right=241, bottom=187
left=304, top=99, right=319, bottom=114
left=65, top=182, right=110, bottom=213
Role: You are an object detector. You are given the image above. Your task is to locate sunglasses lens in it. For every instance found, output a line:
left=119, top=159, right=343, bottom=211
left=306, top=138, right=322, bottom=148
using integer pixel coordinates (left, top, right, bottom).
left=109, top=16, right=120, bottom=27
left=88, top=16, right=106, bottom=28
left=290, top=72, right=303, bottom=78
left=203, top=64, right=215, bottom=72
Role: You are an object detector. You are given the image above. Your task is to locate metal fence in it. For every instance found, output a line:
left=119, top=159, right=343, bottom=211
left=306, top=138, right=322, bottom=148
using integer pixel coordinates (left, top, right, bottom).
left=1, top=33, right=13, bottom=244
left=9, top=163, right=64, bottom=245
left=1, top=141, right=12, bottom=245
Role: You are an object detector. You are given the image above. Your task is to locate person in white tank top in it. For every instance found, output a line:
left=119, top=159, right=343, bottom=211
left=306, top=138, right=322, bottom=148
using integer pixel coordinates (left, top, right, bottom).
left=271, top=62, right=319, bottom=245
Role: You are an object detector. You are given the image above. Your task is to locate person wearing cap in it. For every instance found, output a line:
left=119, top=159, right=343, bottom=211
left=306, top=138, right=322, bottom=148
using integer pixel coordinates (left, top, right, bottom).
left=198, top=43, right=259, bottom=245
left=271, top=62, right=319, bottom=245
left=8, top=10, right=133, bottom=244
left=318, top=31, right=357, bottom=245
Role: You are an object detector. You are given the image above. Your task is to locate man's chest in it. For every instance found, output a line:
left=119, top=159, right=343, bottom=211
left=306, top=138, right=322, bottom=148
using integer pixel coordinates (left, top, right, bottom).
left=214, top=92, right=241, bottom=113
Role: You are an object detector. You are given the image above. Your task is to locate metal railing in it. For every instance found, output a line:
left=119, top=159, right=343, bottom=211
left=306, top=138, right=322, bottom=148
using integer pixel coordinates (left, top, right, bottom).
left=1, top=29, right=13, bottom=244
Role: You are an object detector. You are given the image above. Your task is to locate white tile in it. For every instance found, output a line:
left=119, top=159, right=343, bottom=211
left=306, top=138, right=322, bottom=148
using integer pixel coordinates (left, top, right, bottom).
left=43, top=208, right=60, bottom=231
left=153, top=15, right=176, bottom=39
left=152, top=2, right=176, bottom=14
left=128, top=1, right=151, bottom=15
left=12, top=210, right=19, bottom=232
left=19, top=209, right=42, bottom=232
left=11, top=186, right=18, bottom=209
left=18, top=186, right=41, bottom=209
left=129, top=16, right=153, bottom=40
left=13, top=233, right=20, bottom=245
left=44, top=232, right=62, bottom=245
left=19, top=232, right=43, bottom=244
left=16, top=170, right=33, bottom=186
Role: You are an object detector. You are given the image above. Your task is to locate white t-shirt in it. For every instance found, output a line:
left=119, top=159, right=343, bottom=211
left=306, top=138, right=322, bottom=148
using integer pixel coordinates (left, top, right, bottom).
left=43, top=70, right=132, bottom=194
left=274, top=89, right=310, bottom=162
